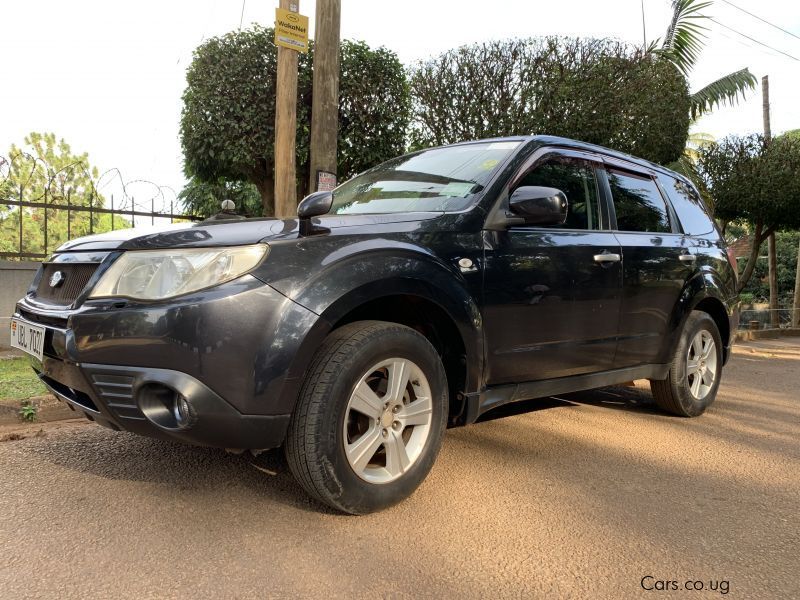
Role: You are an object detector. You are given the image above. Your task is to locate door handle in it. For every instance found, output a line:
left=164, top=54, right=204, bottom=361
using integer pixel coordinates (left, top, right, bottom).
left=593, top=252, right=621, bottom=263
left=679, top=254, right=697, bottom=263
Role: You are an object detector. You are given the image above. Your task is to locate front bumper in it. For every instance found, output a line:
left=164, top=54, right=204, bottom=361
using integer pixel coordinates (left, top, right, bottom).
left=15, top=273, right=330, bottom=449
left=33, top=356, right=290, bottom=448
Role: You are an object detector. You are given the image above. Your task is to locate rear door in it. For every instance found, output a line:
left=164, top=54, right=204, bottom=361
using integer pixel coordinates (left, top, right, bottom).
left=482, top=149, right=622, bottom=385
left=603, top=160, right=695, bottom=367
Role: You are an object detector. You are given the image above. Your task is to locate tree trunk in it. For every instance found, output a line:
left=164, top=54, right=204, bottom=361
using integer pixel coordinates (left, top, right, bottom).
left=793, top=236, right=800, bottom=327
left=736, top=223, right=765, bottom=295
left=254, top=177, right=275, bottom=217
left=768, top=233, right=779, bottom=327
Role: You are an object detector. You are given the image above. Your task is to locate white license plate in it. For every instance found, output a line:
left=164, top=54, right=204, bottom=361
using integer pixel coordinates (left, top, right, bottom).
left=10, top=318, right=45, bottom=361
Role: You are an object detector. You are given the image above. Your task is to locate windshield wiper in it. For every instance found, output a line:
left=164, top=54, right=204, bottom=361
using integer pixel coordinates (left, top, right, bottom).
left=367, top=170, right=479, bottom=188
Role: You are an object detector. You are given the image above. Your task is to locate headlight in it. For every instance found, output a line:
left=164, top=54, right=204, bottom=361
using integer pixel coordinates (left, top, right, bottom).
left=89, top=244, right=268, bottom=301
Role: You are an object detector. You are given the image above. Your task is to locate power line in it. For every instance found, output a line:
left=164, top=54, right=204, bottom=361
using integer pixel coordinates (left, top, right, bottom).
left=719, top=0, right=800, bottom=43
left=709, top=18, right=800, bottom=62
left=717, top=29, right=786, bottom=61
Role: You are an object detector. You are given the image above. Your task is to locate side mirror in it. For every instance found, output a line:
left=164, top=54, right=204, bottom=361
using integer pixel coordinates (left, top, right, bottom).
left=297, top=191, right=333, bottom=219
left=508, top=186, right=568, bottom=226
left=297, top=191, right=333, bottom=236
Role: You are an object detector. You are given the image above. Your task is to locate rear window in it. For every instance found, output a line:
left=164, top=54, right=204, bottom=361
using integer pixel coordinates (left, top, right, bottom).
left=656, top=173, right=714, bottom=236
left=607, top=169, right=671, bottom=233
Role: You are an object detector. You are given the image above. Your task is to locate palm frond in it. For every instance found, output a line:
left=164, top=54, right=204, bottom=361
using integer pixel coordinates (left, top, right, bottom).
left=688, top=132, right=715, bottom=144
left=684, top=132, right=716, bottom=162
left=690, top=68, right=758, bottom=119
left=660, top=0, right=713, bottom=75
left=645, top=38, right=661, bottom=54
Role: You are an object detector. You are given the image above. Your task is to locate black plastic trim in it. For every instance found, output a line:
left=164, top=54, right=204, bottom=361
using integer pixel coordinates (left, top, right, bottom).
left=468, top=364, right=670, bottom=421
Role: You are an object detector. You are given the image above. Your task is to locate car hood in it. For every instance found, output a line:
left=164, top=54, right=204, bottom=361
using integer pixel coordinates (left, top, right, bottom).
left=54, top=212, right=444, bottom=252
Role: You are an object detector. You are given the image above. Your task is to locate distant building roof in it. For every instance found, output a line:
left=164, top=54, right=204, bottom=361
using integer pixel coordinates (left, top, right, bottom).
left=729, top=236, right=753, bottom=259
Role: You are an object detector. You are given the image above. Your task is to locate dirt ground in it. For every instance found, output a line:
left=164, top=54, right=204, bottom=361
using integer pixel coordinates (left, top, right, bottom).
left=0, top=338, right=797, bottom=599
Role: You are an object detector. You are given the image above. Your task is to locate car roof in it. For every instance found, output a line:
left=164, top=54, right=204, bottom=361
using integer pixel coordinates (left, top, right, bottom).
left=449, top=135, right=689, bottom=184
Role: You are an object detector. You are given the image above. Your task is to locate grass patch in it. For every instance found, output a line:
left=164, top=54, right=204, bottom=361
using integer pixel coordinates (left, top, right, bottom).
left=0, top=357, right=46, bottom=402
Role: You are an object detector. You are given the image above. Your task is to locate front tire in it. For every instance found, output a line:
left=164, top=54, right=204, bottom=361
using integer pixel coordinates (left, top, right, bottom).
left=650, top=311, right=723, bottom=417
left=285, top=321, right=448, bottom=514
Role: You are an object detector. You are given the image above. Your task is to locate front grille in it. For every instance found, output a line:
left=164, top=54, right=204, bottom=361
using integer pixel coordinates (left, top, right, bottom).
left=18, top=308, right=68, bottom=329
left=34, top=263, right=99, bottom=306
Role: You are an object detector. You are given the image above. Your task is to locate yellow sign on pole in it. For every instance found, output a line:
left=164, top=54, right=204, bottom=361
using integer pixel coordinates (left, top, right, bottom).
left=275, top=7, right=309, bottom=53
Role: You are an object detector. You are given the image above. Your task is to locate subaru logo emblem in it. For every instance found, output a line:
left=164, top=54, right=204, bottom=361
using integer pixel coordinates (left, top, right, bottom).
left=49, top=270, right=65, bottom=288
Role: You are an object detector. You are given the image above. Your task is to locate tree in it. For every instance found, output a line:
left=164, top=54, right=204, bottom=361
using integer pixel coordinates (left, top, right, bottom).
left=697, top=134, right=800, bottom=293
left=180, top=27, right=410, bottom=217
left=180, top=27, right=287, bottom=217
left=0, top=133, right=118, bottom=256
left=178, top=176, right=263, bottom=218
left=408, top=37, right=691, bottom=165
left=782, top=129, right=800, bottom=326
left=737, top=231, right=798, bottom=306
left=337, top=41, right=410, bottom=181
left=654, top=0, right=757, bottom=120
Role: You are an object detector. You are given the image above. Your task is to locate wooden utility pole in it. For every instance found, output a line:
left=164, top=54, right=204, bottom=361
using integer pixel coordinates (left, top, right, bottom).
left=274, top=0, right=300, bottom=218
left=308, top=0, right=341, bottom=193
left=794, top=239, right=800, bottom=327
left=762, top=76, right=780, bottom=328
left=762, top=76, right=771, bottom=141
left=640, top=0, right=647, bottom=48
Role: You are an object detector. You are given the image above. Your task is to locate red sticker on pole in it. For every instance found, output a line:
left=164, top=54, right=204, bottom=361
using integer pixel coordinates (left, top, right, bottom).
left=316, top=170, right=337, bottom=192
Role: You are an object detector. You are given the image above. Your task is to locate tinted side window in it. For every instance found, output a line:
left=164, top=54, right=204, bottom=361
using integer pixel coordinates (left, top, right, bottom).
left=656, top=173, right=714, bottom=235
left=518, top=159, right=601, bottom=230
left=608, top=170, right=671, bottom=233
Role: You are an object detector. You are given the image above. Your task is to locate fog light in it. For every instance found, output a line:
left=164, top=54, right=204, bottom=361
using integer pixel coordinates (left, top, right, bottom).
left=173, top=394, right=193, bottom=427
left=138, top=383, right=196, bottom=430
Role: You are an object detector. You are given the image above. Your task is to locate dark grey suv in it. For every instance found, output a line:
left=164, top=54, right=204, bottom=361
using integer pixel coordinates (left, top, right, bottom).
left=12, top=136, right=738, bottom=513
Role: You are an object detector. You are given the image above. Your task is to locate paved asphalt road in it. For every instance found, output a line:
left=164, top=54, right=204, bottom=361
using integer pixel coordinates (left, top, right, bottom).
left=1, top=339, right=798, bottom=599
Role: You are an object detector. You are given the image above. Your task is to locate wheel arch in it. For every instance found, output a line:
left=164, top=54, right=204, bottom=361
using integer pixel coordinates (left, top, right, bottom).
left=283, top=275, right=484, bottom=427
left=670, top=269, right=736, bottom=363
left=327, top=289, right=474, bottom=425
left=692, top=296, right=731, bottom=356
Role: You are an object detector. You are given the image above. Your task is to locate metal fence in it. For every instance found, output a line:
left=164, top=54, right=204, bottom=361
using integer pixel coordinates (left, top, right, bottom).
left=1, top=151, right=200, bottom=260
left=739, top=308, right=800, bottom=330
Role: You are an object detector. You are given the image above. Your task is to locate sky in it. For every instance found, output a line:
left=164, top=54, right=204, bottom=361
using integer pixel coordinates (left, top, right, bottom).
left=1, top=0, right=799, bottom=214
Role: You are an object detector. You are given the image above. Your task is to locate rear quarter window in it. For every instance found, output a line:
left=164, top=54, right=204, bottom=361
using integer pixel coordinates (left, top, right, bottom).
left=656, top=173, right=715, bottom=236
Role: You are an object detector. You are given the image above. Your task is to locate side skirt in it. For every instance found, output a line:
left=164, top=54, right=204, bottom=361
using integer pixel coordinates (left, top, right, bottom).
left=463, top=364, right=670, bottom=423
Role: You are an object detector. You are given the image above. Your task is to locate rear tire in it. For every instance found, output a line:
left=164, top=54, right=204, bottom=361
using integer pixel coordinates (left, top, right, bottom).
left=650, top=311, right=723, bottom=417
left=285, top=320, right=448, bottom=514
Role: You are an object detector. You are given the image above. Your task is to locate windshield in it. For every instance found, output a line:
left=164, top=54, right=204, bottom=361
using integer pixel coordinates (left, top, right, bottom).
left=330, top=141, right=521, bottom=215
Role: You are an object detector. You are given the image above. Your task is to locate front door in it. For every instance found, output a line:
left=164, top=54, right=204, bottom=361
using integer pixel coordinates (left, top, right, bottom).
left=482, top=151, right=622, bottom=385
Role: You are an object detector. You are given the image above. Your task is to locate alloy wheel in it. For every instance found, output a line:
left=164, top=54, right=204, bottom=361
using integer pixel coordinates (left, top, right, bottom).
left=686, top=330, right=717, bottom=400
left=343, top=358, right=433, bottom=484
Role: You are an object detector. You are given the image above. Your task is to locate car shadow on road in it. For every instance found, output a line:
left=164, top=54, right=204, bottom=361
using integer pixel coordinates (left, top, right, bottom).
left=476, top=396, right=577, bottom=423
left=557, top=384, right=667, bottom=414
left=28, top=427, right=337, bottom=514
left=28, top=386, right=658, bottom=516
left=476, top=384, right=664, bottom=424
